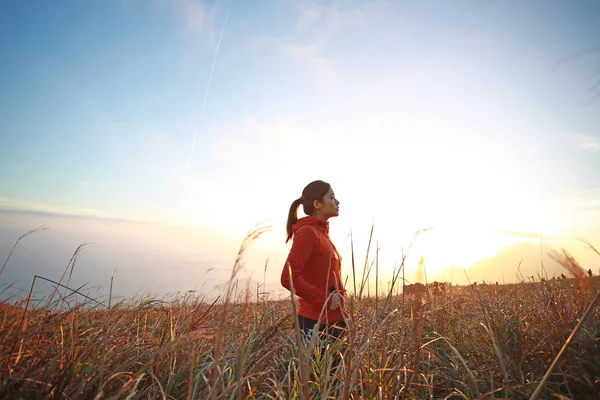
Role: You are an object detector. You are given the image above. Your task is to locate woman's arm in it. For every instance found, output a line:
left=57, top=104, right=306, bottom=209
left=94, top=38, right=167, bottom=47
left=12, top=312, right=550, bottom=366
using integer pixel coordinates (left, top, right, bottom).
left=280, top=226, right=329, bottom=307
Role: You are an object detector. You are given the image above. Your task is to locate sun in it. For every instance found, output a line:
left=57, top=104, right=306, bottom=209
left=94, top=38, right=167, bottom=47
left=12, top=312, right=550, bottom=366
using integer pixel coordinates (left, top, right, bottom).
left=410, top=226, right=518, bottom=272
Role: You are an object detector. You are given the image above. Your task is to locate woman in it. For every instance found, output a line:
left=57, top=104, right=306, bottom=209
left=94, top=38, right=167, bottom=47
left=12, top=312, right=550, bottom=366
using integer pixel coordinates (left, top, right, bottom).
left=280, top=180, right=348, bottom=343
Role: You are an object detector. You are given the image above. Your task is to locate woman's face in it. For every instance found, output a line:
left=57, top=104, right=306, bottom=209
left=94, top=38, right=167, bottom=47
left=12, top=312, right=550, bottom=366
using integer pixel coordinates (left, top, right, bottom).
left=316, top=187, right=340, bottom=218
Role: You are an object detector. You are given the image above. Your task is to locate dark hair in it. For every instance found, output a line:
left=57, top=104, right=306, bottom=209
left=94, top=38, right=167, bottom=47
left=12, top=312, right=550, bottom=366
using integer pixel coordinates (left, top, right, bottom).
left=286, top=180, right=331, bottom=243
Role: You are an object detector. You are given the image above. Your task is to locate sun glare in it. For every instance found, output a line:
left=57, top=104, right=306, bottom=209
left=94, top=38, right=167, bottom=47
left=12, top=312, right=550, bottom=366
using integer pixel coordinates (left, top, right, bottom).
left=412, top=226, right=517, bottom=271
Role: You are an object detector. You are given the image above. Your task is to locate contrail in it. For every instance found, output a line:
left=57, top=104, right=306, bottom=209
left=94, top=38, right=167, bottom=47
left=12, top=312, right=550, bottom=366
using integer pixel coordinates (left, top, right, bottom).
left=187, top=0, right=234, bottom=168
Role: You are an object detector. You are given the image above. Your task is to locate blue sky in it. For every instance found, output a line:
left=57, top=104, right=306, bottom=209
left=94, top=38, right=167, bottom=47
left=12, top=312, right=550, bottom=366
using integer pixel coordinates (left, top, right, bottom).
left=1, top=0, right=600, bottom=294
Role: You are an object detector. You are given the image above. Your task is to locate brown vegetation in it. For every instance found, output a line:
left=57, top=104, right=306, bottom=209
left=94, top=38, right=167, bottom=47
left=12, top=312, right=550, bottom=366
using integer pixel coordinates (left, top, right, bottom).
left=1, top=227, right=599, bottom=398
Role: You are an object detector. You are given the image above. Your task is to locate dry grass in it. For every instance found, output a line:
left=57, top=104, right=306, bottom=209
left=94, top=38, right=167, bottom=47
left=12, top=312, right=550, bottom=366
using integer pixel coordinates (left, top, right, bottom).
left=1, top=228, right=599, bottom=399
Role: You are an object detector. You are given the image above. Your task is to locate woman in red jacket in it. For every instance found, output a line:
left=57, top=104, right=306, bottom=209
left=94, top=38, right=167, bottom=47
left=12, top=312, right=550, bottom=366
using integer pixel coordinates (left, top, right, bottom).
left=281, top=180, right=348, bottom=342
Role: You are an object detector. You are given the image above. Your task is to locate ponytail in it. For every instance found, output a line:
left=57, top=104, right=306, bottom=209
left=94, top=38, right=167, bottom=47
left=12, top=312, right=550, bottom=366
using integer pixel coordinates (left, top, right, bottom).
left=286, top=197, right=303, bottom=243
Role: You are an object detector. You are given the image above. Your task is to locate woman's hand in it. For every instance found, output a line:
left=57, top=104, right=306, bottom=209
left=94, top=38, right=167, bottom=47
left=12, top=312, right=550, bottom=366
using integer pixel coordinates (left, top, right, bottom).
left=329, top=292, right=342, bottom=311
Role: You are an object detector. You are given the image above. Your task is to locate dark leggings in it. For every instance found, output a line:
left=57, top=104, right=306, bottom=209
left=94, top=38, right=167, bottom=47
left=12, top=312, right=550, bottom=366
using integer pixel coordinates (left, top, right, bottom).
left=297, top=315, right=346, bottom=342
left=297, top=315, right=347, bottom=379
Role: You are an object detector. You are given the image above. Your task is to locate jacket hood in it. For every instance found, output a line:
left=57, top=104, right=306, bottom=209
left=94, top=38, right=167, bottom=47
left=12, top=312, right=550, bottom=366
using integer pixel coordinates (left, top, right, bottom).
left=293, top=216, right=329, bottom=234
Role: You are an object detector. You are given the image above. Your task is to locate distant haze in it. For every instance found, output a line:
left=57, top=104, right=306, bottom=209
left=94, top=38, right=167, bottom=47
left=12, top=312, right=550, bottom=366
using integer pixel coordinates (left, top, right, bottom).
left=2, top=210, right=598, bottom=306
left=0, top=210, right=285, bottom=305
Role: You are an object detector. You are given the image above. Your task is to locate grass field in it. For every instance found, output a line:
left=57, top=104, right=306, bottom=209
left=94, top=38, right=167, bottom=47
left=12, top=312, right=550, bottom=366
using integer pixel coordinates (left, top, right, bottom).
left=1, top=229, right=599, bottom=399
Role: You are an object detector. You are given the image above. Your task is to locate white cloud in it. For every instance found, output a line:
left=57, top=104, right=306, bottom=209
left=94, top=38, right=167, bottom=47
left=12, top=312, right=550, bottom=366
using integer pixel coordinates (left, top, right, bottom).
left=0, top=196, right=183, bottom=227
left=293, top=0, right=367, bottom=36
left=253, top=36, right=338, bottom=81
left=133, top=0, right=219, bottom=46
left=180, top=0, right=207, bottom=35
left=280, top=42, right=337, bottom=80
left=570, top=133, right=600, bottom=152
left=0, top=197, right=106, bottom=219
left=296, top=2, right=324, bottom=29
left=256, top=1, right=376, bottom=82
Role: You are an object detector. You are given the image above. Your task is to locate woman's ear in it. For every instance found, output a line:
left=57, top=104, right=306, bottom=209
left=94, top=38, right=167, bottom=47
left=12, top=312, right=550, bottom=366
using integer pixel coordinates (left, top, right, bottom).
left=313, top=199, right=322, bottom=210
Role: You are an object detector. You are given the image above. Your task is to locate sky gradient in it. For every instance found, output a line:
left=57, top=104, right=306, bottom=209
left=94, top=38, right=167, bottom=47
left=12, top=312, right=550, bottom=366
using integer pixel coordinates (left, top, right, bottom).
left=1, top=0, right=599, bottom=298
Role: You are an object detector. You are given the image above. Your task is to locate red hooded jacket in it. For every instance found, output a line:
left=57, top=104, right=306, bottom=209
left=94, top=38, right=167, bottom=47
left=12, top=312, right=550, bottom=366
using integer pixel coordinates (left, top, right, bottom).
left=281, top=216, right=348, bottom=323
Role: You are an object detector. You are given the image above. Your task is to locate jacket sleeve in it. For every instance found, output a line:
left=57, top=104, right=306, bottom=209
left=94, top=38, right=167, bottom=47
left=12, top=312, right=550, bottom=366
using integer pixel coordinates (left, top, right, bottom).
left=281, top=226, right=329, bottom=308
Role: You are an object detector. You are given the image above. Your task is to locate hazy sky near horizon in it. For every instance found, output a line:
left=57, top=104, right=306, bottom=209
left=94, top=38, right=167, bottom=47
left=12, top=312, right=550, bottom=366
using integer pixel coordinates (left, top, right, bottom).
left=1, top=0, right=600, bottom=294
